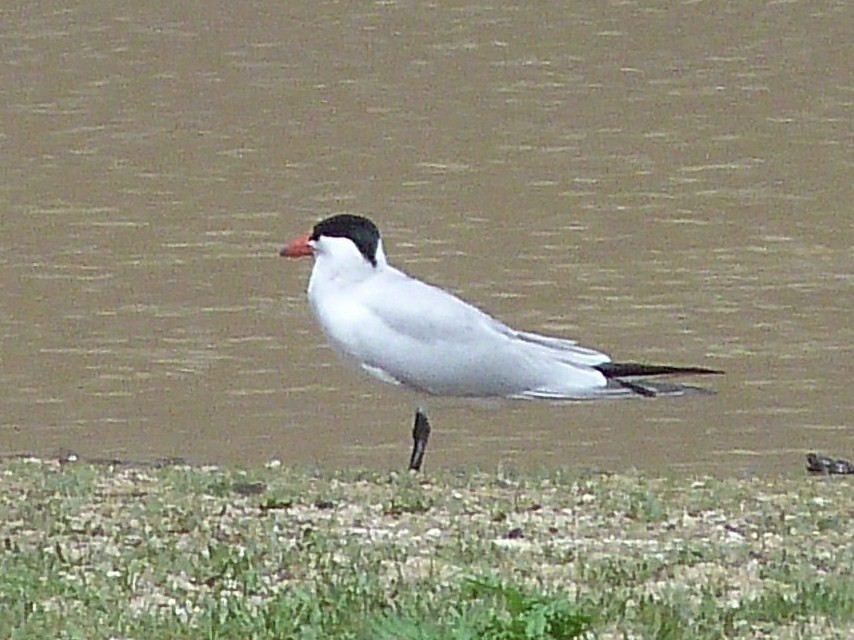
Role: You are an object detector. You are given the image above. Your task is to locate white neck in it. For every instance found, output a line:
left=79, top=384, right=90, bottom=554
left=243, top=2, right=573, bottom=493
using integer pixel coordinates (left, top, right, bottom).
left=307, top=236, right=387, bottom=302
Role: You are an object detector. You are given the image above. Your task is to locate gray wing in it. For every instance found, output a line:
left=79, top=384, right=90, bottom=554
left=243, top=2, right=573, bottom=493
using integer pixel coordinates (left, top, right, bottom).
left=359, top=267, right=607, bottom=362
left=348, top=268, right=610, bottom=397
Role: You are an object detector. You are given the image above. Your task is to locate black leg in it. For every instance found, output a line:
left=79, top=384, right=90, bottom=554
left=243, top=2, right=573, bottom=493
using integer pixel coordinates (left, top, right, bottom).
left=408, top=407, right=431, bottom=472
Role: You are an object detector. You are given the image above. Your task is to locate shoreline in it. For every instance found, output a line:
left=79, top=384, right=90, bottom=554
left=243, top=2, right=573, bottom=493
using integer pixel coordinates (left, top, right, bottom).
left=0, top=447, right=850, bottom=478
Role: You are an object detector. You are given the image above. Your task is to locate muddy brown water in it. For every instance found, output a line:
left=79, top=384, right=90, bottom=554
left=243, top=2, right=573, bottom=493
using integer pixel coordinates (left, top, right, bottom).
left=1, top=2, right=851, bottom=475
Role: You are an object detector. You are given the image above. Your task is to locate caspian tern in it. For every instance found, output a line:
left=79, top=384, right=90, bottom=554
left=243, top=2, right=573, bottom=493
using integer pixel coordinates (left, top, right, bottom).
left=280, top=214, right=721, bottom=471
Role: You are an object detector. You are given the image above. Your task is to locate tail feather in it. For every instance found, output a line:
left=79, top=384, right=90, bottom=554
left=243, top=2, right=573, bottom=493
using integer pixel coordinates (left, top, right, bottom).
left=595, top=362, right=723, bottom=379
left=610, top=379, right=718, bottom=397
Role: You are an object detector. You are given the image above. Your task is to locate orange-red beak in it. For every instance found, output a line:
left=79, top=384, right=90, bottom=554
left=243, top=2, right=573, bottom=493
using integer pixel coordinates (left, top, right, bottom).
left=279, top=233, right=314, bottom=258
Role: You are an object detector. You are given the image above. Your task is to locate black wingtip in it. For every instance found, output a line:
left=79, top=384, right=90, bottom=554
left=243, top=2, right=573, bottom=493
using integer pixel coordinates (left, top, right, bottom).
left=595, top=362, right=723, bottom=379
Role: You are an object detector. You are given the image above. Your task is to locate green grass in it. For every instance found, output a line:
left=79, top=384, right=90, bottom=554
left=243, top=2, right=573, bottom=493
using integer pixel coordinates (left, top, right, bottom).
left=1, top=459, right=852, bottom=639
left=371, top=576, right=591, bottom=639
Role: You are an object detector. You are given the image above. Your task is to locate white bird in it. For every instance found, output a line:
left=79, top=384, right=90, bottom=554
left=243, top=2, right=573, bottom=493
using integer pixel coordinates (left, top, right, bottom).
left=280, top=214, right=721, bottom=470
